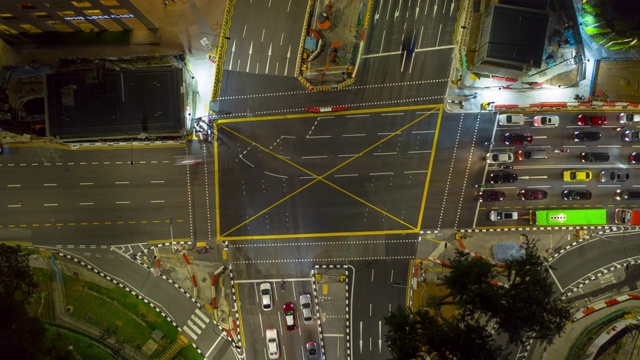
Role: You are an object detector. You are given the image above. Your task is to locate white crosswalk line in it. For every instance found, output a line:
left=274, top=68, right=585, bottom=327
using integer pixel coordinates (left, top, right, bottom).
left=191, top=314, right=206, bottom=329
left=187, top=320, right=202, bottom=334
left=182, top=325, right=198, bottom=340
left=195, top=309, right=210, bottom=323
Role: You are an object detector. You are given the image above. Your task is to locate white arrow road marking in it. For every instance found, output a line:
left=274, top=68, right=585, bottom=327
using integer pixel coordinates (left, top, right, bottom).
left=245, top=41, right=253, bottom=72
left=266, top=43, right=272, bottom=73
left=284, top=44, right=291, bottom=75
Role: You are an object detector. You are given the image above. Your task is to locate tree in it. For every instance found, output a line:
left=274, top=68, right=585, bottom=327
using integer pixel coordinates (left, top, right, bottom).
left=384, top=238, right=571, bottom=359
left=0, top=244, right=72, bottom=358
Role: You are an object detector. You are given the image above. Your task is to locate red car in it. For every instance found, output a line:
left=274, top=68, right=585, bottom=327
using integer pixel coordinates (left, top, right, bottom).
left=503, top=133, right=533, bottom=145
left=518, top=189, right=548, bottom=200
left=577, top=114, right=607, bottom=126
left=283, top=302, right=297, bottom=331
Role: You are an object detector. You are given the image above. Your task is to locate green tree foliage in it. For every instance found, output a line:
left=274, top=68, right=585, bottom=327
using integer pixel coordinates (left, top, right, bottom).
left=384, top=239, right=571, bottom=360
left=0, top=245, right=72, bottom=358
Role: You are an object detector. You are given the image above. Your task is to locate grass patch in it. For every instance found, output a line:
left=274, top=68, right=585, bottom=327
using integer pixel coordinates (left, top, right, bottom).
left=174, top=344, right=204, bottom=360
left=44, top=325, right=114, bottom=360
left=62, top=273, right=177, bottom=356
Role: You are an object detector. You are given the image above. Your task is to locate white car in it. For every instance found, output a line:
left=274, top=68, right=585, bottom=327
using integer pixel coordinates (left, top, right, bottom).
left=532, top=115, right=559, bottom=127
left=265, top=328, right=280, bottom=359
left=498, top=114, right=525, bottom=126
left=489, top=211, right=518, bottom=221
left=260, top=282, right=272, bottom=311
left=300, top=294, right=313, bottom=324
left=619, top=113, right=640, bottom=123
left=485, top=152, right=514, bottom=163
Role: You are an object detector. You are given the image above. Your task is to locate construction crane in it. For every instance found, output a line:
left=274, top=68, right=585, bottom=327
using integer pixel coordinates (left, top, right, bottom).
left=316, top=0, right=332, bottom=30
left=319, top=41, right=342, bottom=84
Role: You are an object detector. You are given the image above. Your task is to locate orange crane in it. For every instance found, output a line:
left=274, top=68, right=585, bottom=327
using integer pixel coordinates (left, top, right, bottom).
left=316, top=0, right=332, bottom=30
left=320, top=41, right=341, bottom=84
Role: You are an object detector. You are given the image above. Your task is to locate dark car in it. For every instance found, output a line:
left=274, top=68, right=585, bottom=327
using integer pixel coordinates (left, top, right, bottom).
left=518, top=189, right=548, bottom=200
left=573, top=131, right=601, bottom=142
left=477, top=190, right=506, bottom=202
left=631, top=152, right=639, bottom=164
left=577, top=114, right=607, bottom=126
left=622, top=130, right=640, bottom=142
left=580, top=152, right=610, bottom=162
left=489, top=172, right=518, bottom=184
left=600, top=169, right=630, bottom=182
left=283, top=302, right=297, bottom=331
left=504, top=133, right=533, bottom=145
left=401, top=29, right=417, bottom=59
left=562, top=190, right=593, bottom=201
left=615, top=190, right=640, bottom=200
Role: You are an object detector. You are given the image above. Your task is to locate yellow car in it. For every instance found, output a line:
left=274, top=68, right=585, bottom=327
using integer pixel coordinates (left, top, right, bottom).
left=562, top=169, right=593, bottom=182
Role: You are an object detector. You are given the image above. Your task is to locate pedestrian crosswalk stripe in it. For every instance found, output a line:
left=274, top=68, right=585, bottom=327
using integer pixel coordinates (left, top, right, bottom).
left=187, top=320, right=202, bottom=334
left=191, top=314, right=206, bottom=329
left=182, top=326, right=198, bottom=340
left=195, top=308, right=210, bottom=323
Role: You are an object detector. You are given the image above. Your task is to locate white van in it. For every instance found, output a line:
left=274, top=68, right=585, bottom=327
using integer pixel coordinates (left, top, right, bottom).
left=619, top=113, right=640, bottom=123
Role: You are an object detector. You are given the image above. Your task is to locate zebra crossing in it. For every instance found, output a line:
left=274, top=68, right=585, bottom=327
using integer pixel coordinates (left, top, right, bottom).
left=182, top=308, right=211, bottom=340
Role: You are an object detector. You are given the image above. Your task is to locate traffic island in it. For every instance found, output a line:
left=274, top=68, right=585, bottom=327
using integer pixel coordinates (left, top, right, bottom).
left=297, top=0, right=372, bottom=91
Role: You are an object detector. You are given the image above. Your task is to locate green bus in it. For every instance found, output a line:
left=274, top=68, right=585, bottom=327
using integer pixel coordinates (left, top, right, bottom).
left=530, top=209, right=608, bottom=226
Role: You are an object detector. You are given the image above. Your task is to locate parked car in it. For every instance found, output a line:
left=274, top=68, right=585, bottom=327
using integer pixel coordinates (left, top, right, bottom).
left=573, top=131, right=601, bottom=142
left=518, top=189, right=548, bottom=200
left=532, top=115, right=559, bottom=127
left=498, top=114, right=526, bottom=125
left=562, top=190, right=592, bottom=201
left=489, top=210, right=518, bottom=221
left=300, top=294, right=313, bottom=324
left=517, top=149, right=547, bottom=160
left=477, top=190, right=506, bottom=202
left=577, top=114, right=607, bottom=126
left=485, top=152, right=514, bottom=163
left=562, top=169, right=593, bottom=182
left=619, top=113, right=640, bottom=123
left=260, top=282, right=272, bottom=311
left=306, top=342, right=319, bottom=360
left=615, top=190, right=640, bottom=200
left=283, top=302, right=297, bottom=331
left=504, top=133, right=533, bottom=145
left=621, top=130, right=640, bottom=142
left=580, top=152, right=610, bottom=162
left=630, top=152, right=639, bottom=164
left=600, top=169, right=630, bottom=182
left=265, top=329, right=280, bottom=359
left=489, top=172, right=518, bottom=184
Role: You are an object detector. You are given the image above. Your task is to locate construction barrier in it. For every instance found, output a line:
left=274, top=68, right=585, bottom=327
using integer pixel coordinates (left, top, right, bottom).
left=572, top=293, right=640, bottom=321
left=191, top=274, right=197, bottom=287
left=182, top=252, right=191, bottom=265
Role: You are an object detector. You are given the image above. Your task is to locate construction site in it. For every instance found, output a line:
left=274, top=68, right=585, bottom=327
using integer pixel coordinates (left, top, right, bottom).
left=298, top=0, right=372, bottom=91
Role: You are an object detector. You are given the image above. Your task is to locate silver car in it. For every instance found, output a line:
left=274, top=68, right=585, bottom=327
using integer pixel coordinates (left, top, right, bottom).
left=498, top=114, right=526, bottom=126
left=489, top=211, right=518, bottom=221
left=300, top=294, right=313, bottom=323
left=306, top=341, right=318, bottom=360
left=260, top=282, right=272, bottom=311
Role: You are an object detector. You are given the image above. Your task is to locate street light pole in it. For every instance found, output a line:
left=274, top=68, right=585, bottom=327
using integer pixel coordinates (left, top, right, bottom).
left=169, top=217, right=174, bottom=249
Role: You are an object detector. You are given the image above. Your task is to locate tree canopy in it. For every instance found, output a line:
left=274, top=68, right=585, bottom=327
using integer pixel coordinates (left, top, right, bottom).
left=384, top=238, right=571, bottom=360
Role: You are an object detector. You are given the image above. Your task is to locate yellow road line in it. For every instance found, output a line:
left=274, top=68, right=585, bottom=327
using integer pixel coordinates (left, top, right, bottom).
left=215, top=104, right=439, bottom=124
left=405, top=261, right=413, bottom=306
left=214, top=121, right=222, bottom=242
left=218, top=108, right=437, bottom=237
left=221, top=229, right=418, bottom=241
left=416, top=105, right=443, bottom=227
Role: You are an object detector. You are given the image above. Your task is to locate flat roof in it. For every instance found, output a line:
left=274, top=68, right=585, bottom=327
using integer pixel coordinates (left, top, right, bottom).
left=486, top=5, right=549, bottom=68
left=46, top=67, right=183, bottom=139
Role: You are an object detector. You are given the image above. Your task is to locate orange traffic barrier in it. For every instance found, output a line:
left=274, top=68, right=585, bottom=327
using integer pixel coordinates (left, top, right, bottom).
left=191, top=274, right=197, bottom=287
left=211, top=274, right=217, bottom=286
left=182, top=252, right=191, bottom=265
left=211, top=297, right=217, bottom=309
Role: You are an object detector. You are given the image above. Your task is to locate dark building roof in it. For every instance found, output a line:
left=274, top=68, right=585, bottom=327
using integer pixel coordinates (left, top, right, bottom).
left=485, top=5, right=549, bottom=69
left=500, top=0, right=548, bottom=11
left=46, top=67, right=183, bottom=139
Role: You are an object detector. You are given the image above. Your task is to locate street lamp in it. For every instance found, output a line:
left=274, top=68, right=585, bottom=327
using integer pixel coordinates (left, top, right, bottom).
left=169, top=217, right=174, bottom=249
